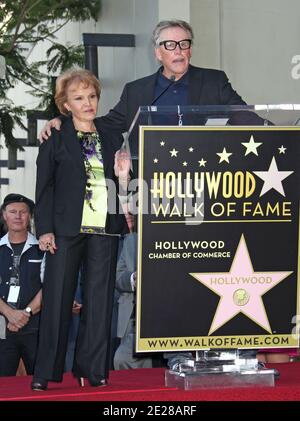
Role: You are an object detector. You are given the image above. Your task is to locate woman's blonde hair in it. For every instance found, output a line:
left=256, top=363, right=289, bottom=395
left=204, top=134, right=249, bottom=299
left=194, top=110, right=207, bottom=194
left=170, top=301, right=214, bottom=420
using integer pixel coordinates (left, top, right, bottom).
left=55, top=68, right=101, bottom=115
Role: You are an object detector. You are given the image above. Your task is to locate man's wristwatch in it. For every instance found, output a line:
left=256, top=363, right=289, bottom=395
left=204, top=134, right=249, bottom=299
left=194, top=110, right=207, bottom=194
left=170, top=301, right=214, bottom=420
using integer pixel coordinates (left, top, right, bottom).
left=25, top=306, right=33, bottom=316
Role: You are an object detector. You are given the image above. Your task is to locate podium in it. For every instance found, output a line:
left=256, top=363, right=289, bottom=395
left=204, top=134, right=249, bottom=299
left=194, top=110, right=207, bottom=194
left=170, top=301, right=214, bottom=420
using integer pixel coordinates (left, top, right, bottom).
left=126, top=105, right=300, bottom=389
left=165, top=350, right=275, bottom=389
left=125, top=103, right=300, bottom=159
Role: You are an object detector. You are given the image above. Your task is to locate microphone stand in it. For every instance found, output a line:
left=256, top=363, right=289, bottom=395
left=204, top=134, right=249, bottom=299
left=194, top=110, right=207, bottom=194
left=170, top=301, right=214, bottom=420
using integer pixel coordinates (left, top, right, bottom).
left=148, top=75, right=176, bottom=125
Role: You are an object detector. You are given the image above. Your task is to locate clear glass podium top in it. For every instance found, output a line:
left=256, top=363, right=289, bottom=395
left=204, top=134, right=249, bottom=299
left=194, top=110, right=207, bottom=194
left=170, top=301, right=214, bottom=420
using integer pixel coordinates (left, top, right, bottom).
left=125, top=104, right=300, bottom=159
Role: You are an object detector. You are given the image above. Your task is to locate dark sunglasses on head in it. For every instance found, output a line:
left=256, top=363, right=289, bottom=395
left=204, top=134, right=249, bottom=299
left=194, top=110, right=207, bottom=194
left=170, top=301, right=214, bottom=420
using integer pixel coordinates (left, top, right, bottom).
left=159, top=39, right=192, bottom=51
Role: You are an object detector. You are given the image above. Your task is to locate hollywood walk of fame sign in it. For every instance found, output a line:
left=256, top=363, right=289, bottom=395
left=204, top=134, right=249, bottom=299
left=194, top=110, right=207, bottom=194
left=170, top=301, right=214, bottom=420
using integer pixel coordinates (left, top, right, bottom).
left=136, top=126, right=300, bottom=352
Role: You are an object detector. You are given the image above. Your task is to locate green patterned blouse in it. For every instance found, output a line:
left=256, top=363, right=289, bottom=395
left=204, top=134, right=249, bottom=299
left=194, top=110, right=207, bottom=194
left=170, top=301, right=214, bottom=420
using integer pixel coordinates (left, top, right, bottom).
left=77, top=131, right=108, bottom=234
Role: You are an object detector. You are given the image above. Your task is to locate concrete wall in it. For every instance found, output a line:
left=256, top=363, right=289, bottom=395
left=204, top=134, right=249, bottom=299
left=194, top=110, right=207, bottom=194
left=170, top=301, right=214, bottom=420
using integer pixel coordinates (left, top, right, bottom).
left=159, top=0, right=190, bottom=21
left=191, top=0, right=300, bottom=104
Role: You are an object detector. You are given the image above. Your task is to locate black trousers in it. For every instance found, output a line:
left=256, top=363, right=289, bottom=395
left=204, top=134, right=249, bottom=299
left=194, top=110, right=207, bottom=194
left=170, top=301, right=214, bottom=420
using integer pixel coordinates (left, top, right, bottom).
left=0, top=332, right=38, bottom=376
left=33, top=234, right=118, bottom=383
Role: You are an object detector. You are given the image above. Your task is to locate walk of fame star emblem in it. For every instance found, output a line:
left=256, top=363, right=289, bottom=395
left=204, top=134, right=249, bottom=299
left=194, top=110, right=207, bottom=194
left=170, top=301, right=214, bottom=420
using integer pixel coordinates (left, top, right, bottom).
left=190, top=235, right=293, bottom=335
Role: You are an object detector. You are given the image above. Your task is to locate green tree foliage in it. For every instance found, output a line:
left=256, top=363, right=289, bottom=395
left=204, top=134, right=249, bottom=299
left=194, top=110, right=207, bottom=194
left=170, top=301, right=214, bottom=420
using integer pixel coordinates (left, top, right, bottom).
left=0, top=0, right=101, bottom=150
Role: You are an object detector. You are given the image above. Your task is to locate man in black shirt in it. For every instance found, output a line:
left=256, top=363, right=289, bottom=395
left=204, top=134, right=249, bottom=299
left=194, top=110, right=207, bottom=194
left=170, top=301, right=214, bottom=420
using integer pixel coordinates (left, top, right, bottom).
left=0, top=194, right=44, bottom=376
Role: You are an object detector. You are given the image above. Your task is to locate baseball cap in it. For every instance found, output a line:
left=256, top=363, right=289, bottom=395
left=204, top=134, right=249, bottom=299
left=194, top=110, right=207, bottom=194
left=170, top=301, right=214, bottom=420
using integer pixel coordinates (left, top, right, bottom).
left=1, top=193, right=35, bottom=213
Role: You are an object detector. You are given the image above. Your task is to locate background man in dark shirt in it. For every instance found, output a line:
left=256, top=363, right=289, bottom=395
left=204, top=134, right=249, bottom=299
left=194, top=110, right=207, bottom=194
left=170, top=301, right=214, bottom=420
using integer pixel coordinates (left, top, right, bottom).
left=0, top=194, right=44, bottom=376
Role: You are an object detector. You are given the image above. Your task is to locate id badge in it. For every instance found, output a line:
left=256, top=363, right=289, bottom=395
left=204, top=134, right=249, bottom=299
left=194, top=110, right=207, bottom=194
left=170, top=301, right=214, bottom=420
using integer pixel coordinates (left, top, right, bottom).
left=7, top=286, right=20, bottom=304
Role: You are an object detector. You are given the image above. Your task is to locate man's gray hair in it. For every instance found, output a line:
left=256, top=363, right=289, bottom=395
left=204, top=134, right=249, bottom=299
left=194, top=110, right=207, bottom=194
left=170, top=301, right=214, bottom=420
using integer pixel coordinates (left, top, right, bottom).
left=152, top=20, right=194, bottom=47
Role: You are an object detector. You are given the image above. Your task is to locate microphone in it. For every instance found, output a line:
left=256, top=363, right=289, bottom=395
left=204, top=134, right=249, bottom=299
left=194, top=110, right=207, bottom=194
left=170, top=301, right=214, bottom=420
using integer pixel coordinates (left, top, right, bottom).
left=151, top=75, right=176, bottom=105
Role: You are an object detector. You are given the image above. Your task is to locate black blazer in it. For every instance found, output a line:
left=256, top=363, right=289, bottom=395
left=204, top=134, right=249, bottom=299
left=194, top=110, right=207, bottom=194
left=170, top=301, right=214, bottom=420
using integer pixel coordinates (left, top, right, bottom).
left=100, top=65, right=247, bottom=155
left=35, top=117, right=127, bottom=238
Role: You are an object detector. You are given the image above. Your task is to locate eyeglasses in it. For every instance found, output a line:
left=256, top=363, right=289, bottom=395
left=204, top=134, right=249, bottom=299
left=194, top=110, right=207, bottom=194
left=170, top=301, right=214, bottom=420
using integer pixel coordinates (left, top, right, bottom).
left=159, top=39, right=192, bottom=51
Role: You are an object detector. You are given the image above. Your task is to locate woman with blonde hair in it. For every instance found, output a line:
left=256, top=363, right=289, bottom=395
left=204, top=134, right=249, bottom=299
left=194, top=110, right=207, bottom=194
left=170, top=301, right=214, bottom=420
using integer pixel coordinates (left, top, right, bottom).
left=31, top=68, right=130, bottom=391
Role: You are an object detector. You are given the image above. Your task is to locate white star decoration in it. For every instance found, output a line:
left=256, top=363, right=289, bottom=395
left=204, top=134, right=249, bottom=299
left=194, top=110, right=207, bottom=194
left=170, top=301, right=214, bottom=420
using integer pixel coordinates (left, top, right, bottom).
left=189, top=147, right=194, bottom=152
left=153, top=158, right=158, bottom=163
left=278, top=145, right=287, bottom=154
left=242, top=135, right=262, bottom=156
left=217, top=147, right=232, bottom=163
left=198, top=159, right=207, bottom=167
left=253, top=156, right=293, bottom=197
left=190, top=235, right=292, bottom=334
left=160, top=141, right=165, bottom=146
left=183, top=161, right=188, bottom=167
left=170, top=148, right=178, bottom=157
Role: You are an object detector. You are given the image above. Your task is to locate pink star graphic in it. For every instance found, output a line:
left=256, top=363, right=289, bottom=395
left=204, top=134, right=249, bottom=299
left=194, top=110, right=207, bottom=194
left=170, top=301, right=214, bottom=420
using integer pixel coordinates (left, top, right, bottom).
left=190, top=235, right=292, bottom=334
